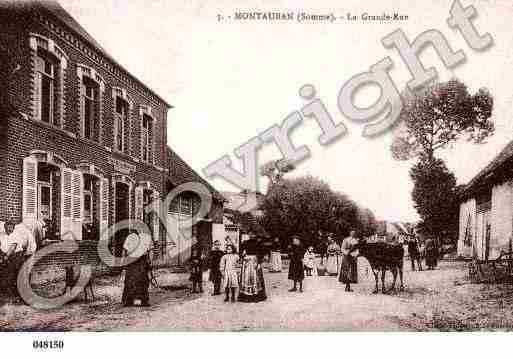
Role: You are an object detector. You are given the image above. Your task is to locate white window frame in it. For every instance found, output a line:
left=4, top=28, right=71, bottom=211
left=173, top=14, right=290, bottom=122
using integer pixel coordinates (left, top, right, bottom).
left=77, top=64, right=105, bottom=143
left=29, top=34, right=68, bottom=127
left=35, top=55, right=55, bottom=124
left=140, top=106, right=155, bottom=164
left=113, top=88, right=132, bottom=154
left=82, top=78, right=99, bottom=140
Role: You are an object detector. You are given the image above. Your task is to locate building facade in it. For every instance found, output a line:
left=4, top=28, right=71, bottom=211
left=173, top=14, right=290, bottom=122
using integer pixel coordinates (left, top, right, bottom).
left=0, top=1, right=221, bottom=262
left=458, top=140, right=513, bottom=260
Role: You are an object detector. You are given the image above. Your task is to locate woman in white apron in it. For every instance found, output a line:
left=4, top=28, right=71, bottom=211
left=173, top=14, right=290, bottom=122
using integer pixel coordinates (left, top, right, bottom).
left=326, top=238, right=341, bottom=276
left=269, top=237, right=282, bottom=272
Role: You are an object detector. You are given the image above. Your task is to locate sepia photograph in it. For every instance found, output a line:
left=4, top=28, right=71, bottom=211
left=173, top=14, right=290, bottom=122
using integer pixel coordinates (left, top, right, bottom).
left=1, top=0, right=513, bottom=352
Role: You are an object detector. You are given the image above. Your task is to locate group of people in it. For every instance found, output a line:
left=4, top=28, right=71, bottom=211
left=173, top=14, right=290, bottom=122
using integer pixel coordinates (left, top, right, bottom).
left=190, top=237, right=268, bottom=303
left=271, top=231, right=361, bottom=294
left=407, top=236, right=441, bottom=271
left=188, top=231, right=361, bottom=302
left=315, top=231, right=360, bottom=291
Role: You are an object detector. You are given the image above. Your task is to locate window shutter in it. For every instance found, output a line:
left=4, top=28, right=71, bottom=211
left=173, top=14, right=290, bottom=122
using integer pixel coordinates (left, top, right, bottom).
left=71, top=171, right=83, bottom=241
left=99, top=177, right=109, bottom=239
left=135, top=186, right=144, bottom=221
left=61, top=167, right=73, bottom=240
left=22, top=157, right=38, bottom=228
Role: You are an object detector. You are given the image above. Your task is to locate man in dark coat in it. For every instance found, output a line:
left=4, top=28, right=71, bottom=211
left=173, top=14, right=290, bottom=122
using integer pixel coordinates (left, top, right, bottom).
left=407, top=237, right=422, bottom=271
left=208, top=240, right=225, bottom=295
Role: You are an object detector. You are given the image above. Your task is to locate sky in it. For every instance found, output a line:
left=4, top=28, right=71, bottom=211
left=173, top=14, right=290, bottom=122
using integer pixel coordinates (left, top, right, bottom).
left=58, top=0, right=513, bottom=222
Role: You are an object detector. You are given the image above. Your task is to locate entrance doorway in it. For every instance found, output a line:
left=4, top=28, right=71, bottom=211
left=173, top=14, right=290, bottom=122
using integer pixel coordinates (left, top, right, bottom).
left=475, top=210, right=491, bottom=260
left=114, top=182, right=130, bottom=258
left=82, top=174, right=100, bottom=241
left=36, top=162, right=60, bottom=241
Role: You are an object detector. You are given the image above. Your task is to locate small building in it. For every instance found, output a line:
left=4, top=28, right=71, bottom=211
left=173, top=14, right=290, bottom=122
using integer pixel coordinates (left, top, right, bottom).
left=221, top=191, right=264, bottom=251
left=375, top=220, right=414, bottom=243
left=458, top=140, right=513, bottom=260
left=163, top=147, right=224, bottom=264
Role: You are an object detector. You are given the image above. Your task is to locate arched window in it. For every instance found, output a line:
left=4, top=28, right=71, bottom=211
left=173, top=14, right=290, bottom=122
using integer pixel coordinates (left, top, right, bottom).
left=29, top=34, right=68, bottom=127
left=77, top=64, right=106, bottom=142
left=112, top=87, right=132, bottom=154
left=140, top=105, right=154, bottom=164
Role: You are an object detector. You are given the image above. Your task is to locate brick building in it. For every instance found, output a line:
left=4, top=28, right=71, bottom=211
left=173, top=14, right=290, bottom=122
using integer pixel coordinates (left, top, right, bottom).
left=0, top=1, right=222, bottom=262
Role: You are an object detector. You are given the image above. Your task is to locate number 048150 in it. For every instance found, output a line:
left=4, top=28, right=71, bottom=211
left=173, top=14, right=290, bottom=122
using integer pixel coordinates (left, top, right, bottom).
left=32, top=340, right=64, bottom=350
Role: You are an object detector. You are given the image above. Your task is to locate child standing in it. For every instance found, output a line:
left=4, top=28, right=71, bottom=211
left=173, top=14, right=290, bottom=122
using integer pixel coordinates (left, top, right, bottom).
left=303, top=246, right=316, bottom=276
left=219, top=244, right=239, bottom=302
left=189, top=248, right=203, bottom=293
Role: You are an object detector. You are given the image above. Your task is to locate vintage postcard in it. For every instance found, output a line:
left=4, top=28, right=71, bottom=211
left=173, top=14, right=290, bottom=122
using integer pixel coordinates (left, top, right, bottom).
left=1, top=0, right=513, bottom=347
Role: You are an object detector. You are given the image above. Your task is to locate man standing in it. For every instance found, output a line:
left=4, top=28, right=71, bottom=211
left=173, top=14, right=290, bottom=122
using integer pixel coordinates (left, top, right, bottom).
left=1, top=220, right=31, bottom=300
left=407, top=237, right=422, bottom=271
left=208, top=240, right=225, bottom=296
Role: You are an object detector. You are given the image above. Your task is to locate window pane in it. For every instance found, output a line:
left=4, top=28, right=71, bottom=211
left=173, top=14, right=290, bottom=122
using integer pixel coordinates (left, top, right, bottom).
left=37, top=165, right=51, bottom=182
left=84, top=177, right=92, bottom=191
left=44, top=60, right=53, bottom=77
left=41, top=76, right=53, bottom=123
left=116, top=97, right=126, bottom=115
left=84, top=98, right=92, bottom=138
left=41, top=186, right=51, bottom=206
left=116, top=116, right=123, bottom=151
left=84, top=194, right=92, bottom=212
left=142, top=131, right=148, bottom=161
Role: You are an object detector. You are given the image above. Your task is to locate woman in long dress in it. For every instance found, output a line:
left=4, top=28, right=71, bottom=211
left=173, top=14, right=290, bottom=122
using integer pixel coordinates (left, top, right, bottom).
left=288, top=237, right=305, bottom=292
left=122, top=231, right=152, bottom=307
left=425, top=238, right=438, bottom=270
left=326, top=237, right=341, bottom=276
left=269, top=237, right=282, bottom=272
left=238, top=236, right=267, bottom=302
left=339, top=230, right=359, bottom=292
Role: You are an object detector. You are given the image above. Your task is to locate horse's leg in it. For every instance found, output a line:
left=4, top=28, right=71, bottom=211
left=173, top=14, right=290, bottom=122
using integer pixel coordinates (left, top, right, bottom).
left=399, top=262, right=404, bottom=291
left=372, top=269, right=379, bottom=294
left=390, top=268, right=397, bottom=292
left=381, top=269, right=386, bottom=293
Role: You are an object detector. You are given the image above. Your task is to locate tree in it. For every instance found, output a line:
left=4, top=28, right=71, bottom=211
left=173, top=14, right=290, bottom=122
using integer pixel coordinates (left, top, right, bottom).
left=259, top=176, right=376, bottom=247
left=391, top=79, right=494, bottom=161
left=356, top=207, right=378, bottom=238
left=410, top=157, right=459, bottom=242
left=260, top=158, right=295, bottom=185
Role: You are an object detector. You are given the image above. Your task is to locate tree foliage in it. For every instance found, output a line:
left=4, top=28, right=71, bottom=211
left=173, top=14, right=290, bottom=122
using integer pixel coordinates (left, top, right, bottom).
left=410, top=157, right=459, bottom=242
left=260, top=158, right=295, bottom=185
left=391, top=79, right=494, bottom=161
left=259, top=176, right=377, bottom=247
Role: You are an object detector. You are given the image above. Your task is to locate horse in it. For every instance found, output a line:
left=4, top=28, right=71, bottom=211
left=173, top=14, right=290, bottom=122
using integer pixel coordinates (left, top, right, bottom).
left=357, top=239, right=404, bottom=294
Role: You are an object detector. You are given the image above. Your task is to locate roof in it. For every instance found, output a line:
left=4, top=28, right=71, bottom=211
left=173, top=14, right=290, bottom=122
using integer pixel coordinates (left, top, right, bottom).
left=375, top=220, right=414, bottom=236
left=221, top=191, right=264, bottom=211
left=166, top=147, right=224, bottom=202
left=376, top=221, right=387, bottom=236
left=3, top=0, right=171, bottom=108
left=462, top=139, right=513, bottom=197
